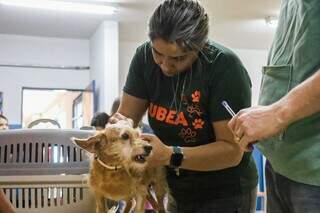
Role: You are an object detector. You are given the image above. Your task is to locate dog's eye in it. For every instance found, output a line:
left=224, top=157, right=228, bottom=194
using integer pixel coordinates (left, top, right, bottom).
left=121, top=133, right=130, bottom=140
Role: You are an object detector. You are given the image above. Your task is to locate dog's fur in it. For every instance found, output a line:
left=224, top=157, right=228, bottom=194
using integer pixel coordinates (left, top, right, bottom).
left=73, top=121, right=168, bottom=213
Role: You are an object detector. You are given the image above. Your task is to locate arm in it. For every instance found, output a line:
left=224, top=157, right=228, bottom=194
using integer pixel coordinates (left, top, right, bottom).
left=182, top=120, right=244, bottom=171
left=109, top=92, right=149, bottom=127
left=142, top=120, right=244, bottom=171
left=0, top=189, right=15, bottom=213
left=108, top=43, right=149, bottom=127
left=229, top=70, right=320, bottom=151
left=276, top=70, right=320, bottom=124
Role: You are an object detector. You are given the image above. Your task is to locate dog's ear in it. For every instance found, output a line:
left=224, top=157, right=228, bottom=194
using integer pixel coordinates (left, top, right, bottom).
left=72, top=134, right=102, bottom=153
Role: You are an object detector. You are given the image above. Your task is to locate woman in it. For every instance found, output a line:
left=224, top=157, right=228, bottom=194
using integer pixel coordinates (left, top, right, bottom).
left=110, top=0, right=258, bottom=212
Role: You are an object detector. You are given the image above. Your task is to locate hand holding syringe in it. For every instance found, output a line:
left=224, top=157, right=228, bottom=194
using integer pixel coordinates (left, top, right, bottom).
left=221, top=101, right=254, bottom=151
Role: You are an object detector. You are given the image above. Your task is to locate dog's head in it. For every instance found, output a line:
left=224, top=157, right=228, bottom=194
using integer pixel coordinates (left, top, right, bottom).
left=73, top=121, right=153, bottom=172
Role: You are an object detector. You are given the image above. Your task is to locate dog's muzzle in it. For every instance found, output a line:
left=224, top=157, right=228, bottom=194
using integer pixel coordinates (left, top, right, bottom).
left=134, top=145, right=153, bottom=163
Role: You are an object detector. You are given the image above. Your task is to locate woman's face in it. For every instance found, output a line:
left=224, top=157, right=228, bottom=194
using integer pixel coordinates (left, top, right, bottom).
left=151, top=38, right=198, bottom=77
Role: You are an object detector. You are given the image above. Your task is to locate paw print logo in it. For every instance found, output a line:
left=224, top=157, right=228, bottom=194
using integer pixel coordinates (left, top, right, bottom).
left=187, top=104, right=202, bottom=117
left=191, top=90, right=201, bottom=103
left=192, top=119, right=204, bottom=129
left=179, top=128, right=197, bottom=143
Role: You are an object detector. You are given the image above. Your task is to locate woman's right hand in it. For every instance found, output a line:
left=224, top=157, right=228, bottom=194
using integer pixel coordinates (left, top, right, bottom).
left=108, top=112, right=134, bottom=127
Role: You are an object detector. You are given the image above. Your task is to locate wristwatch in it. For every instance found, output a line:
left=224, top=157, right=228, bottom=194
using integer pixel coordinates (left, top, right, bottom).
left=170, top=146, right=184, bottom=175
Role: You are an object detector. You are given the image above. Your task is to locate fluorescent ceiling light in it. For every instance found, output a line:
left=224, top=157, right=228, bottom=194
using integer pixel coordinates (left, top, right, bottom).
left=0, top=0, right=116, bottom=15
left=265, top=16, right=278, bottom=28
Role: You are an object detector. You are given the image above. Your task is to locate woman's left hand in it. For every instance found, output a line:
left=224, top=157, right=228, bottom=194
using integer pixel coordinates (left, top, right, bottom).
left=141, top=133, right=172, bottom=167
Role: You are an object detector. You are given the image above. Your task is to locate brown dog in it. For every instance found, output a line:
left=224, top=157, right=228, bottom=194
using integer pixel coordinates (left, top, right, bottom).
left=73, top=121, right=168, bottom=213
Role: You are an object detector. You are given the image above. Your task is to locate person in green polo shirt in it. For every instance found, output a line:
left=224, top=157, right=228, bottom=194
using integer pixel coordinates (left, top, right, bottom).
left=229, top=0, right=320, bottom=212
left=110, top=0, right=258, bottom=212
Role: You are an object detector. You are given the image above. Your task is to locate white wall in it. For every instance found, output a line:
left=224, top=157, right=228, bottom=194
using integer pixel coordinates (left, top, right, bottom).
left=0, top=34, right=90, bottom=125
left=119, top=41, right=140, bottom=91
left=90, top=23, right=106, bottom=112
left=119, top=41, right=268, bottom=105
left=90, top=21, right=119, bottom=114
left=233, top=49, right=268, bottom=105
left=0, top=34, right=89, bottom=66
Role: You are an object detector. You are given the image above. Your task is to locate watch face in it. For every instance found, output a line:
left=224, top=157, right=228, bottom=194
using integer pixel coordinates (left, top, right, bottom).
left=174, top=153, right=184, bottom=163
left=171, top=146, right=184, bottom=167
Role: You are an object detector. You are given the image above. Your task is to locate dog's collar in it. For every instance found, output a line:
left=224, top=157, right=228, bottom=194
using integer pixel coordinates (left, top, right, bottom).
left=95, top=156, right=122, bottom=171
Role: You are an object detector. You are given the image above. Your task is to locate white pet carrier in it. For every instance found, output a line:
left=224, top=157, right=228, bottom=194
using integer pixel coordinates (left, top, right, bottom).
left=0, top=129, right=95, bottom=213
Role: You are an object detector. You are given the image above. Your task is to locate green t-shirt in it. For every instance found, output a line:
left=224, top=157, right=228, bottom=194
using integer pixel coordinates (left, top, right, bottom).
left=257, top=0, right=320, bottom=186
left=124, top=41, right=258, bottom=199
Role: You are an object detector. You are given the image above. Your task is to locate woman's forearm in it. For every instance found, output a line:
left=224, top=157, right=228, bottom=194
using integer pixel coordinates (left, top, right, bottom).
left=181, top=140, right=243, bottom=171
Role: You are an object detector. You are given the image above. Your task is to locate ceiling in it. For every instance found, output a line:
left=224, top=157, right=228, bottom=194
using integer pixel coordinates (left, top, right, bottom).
left=0, top=0, right=280, bottom=49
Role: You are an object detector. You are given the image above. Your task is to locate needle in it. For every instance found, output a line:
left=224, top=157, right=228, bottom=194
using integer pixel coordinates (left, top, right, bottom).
left=221, top=101, right=236, bottom=117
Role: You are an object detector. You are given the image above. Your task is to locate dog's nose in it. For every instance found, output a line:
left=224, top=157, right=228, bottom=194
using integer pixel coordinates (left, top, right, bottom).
left=143, top=145, right=153, bottom=155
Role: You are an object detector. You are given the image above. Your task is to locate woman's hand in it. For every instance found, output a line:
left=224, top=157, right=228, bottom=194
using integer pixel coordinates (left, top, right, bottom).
left=108, top=112, right=134, bottom=127
left=141, top=133, right=172, bottom=167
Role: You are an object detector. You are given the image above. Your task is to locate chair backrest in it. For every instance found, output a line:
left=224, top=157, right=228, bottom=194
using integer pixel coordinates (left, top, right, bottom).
left=252, top=148, right=266, bottom=211
left=0, top=129, right=94, bottom=176
left=27, top=119, right=61, bottom=129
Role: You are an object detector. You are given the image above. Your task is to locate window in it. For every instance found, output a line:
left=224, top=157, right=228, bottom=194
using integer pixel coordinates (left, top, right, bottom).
left=22, top=88, right=94, bottom=129
left=72, top=94, right=83, bottom=129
